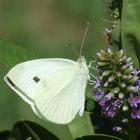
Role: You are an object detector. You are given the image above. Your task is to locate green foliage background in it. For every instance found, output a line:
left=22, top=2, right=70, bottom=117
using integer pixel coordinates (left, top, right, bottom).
left=0, top=0, right=121, bottom=140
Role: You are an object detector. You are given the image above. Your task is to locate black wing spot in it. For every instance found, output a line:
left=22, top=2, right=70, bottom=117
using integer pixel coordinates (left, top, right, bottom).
left=7, top=77, right=16, bottom=87
left=33, top=76, right=40, bottom=83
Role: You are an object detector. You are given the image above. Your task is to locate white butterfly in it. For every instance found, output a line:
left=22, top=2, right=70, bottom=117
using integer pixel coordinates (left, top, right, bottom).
left=4, top=56, right=91, bottom=124
left=4, top=23, right=94, bottom=124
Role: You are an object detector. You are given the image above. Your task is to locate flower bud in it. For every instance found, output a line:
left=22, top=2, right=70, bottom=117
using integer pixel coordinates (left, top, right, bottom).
left=101, top=49, right=107, bottom=54
left=116, top=72, right=121, bottom=77
left=107, top=48, right=113, bottom=54
left=108, top=75, right=116, bottom=82
left=104, top=82, right=108, bottom=87
left=97, top=52, right=102, bottom=57
left=124, top=66, right=134, bottom=74
left=102, top=70, right=111, bottom=77
left=126, top=57, right=132, bottom=63
left=120, top=83, right=126, bottom=88
left=114, top=87, right=120, bottom=94
left=121, top=62, right=133, bottom=70
left=118, top=93, right=124, bottom=99
left=127, top=86, right=138, bottom=92
left=94, top=48, right=140, bottom=122
left=98, top=56, right=106, bottom=61
left=129, top=76, right=139, bottom=83
left=118, top=49, right=124, bottom=58
left=99, top=76, right=103, bottom=80
left=119, top=55, right=127, bottom=63
left=97, top=62, right=108, bottom=66
left=122, top=118, right=128, bottom=123
left=121, top=74, right=128, bottom=80
left=122, top=105, right=128, bottom=111
left=97, top=53, right=107, bottom=61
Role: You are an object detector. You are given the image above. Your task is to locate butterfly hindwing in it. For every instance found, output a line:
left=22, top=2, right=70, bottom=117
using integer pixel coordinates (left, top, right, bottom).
left=31, top=65, right=88, bottom=124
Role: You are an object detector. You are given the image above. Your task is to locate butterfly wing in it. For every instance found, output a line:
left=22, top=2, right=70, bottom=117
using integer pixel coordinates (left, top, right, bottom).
left=30, top=65, right=88, bottom=124
left=4, top=58, right=88, bottom=124
left=4, top=58, right=77, bottom=106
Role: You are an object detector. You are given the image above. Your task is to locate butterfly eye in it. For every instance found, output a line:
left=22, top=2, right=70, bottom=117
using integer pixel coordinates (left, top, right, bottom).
left=33, top=76, right=40, bottom=83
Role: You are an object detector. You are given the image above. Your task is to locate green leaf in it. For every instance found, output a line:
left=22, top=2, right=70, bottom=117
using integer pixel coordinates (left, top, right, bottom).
left=35, top=112, right=95, bottom=140
left=12, top=120, right=59, bottom=140
left=75, top=134, right=122, bottom=140
left=68, top=112, right=94, bottom=139
left=0, top=39, right=39, bottom=68
left=0, top=131, right=14, bottom=140
left=121, top=0, right=140, bottom=67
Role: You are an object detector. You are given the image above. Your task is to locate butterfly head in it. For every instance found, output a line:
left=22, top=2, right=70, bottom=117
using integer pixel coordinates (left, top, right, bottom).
left=77, top=56, right=89, bottom=71
left=77, top=56, right=86, bottom=64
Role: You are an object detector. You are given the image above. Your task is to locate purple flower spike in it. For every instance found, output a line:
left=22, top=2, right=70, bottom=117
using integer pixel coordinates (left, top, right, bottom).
left=94, top=48, right=140, bottom=123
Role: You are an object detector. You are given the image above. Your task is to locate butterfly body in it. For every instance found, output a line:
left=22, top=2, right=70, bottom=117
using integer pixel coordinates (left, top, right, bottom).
left=4, top=56, right=90, bottom=124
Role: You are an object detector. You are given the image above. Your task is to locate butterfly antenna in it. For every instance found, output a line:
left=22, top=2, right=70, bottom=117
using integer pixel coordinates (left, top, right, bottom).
left=69, top=43, right=80, bottom=57
left=79, top=22, right=90, bottom=56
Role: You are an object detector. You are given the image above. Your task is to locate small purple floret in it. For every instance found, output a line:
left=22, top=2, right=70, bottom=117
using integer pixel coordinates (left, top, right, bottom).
left=113, top=99, right=124, bottom=108
left=132, top=69, right=140, bottom=76
left=122, top=62, right=133, bottom=70
left=103, top=100, right=123, bottom=117
left=104, top=103, right=116, bottom=117
left=99, top=93, right=112, bottom=106
left=94, top=78, right=102, bottom=89
left=129, top=93, right=140, bottom=107
left=104, top=92, right=112, bottom=100
left=94, top=90, right=105, bottom=101
left=131, top=108, right=140, bottom=119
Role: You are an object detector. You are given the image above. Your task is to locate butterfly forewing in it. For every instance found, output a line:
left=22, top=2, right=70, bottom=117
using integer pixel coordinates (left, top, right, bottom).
left=4, top=58, right=77, bottom=99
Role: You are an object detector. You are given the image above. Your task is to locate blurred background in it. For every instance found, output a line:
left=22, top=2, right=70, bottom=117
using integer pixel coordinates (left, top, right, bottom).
left=0, top=0, right=112, bottom=138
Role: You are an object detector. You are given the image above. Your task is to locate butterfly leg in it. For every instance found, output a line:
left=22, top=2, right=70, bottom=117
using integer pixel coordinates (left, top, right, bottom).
left=89, top=81, right=96, bottom=85
left=89, top=73, right=96, bottom=79
left=88, top=73, right=96, bottom=85
left=88, top=60, right=98, bottom=85
left=88, top=60, right=98, bottom=70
